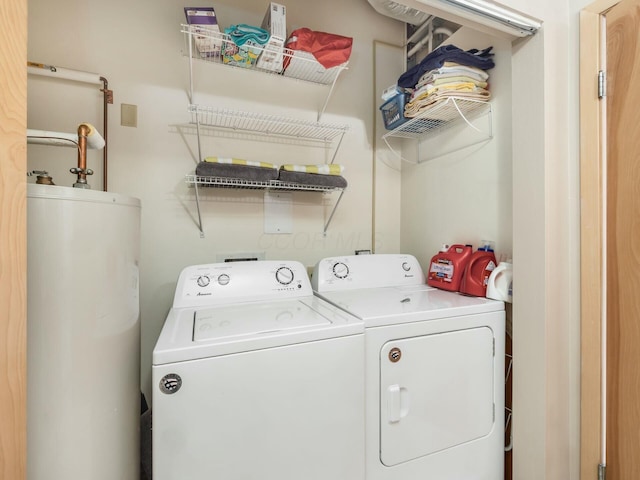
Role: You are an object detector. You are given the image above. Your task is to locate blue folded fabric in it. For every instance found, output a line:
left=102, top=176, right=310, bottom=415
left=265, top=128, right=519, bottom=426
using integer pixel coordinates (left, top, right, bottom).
left=225, top=24, right=270, bottom=46
left=398, top=45, right=495, bottom=89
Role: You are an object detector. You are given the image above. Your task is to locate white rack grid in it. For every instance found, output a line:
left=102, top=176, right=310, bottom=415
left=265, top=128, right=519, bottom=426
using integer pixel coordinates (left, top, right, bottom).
left=382, top=97, right=492, bottom=140
left=181, top=24, right=348, bottom=87
left=186, top=174, right=345, bottom=236
left=188, top=104, right=348, bottom=144
left=185, top=174, right=344, bottom=193
left=381, top=97, right=493, bottom=162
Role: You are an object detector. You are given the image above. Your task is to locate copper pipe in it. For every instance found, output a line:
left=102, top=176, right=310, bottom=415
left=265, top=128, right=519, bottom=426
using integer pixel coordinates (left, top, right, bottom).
left=100, top=76, right=113, bottom=192
left=75, top=123, right=90, bottom=186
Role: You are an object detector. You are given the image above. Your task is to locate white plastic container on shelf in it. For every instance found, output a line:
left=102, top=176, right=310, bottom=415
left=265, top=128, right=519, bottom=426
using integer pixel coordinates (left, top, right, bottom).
left=486, top=261, right=513, bottom=303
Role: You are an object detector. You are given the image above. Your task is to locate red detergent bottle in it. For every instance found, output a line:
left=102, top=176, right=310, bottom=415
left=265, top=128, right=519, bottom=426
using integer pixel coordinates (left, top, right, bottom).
left=459, top=244, right=498, bottom=297
left=427, top=244, right=473, bottom=292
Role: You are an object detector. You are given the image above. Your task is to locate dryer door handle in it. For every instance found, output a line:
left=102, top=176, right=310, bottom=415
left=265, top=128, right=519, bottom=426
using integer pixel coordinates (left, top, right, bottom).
left=387, top=384, right=409, bottom=423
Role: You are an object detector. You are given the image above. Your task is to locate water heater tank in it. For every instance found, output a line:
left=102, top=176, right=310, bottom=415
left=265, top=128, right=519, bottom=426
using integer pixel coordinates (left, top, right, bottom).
left=27, top=184, right=141, bottom=480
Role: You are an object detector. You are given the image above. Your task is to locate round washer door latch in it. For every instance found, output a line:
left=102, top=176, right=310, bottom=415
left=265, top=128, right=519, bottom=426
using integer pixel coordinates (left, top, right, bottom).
left=388, top=347, right=402, bottom=363
left=159, top=373, right=182, bottom=394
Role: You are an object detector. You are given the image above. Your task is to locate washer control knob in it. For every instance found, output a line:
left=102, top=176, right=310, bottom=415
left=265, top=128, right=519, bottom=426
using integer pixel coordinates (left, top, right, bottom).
left=275, top=267, right=294, bottom=285
left=217, top=274, right=230, bottom=286
left=333, top=262, right=349, bottom=279
left=196, top=275, right=210, bottom=287
left=402, top=262, right=411, bottom=272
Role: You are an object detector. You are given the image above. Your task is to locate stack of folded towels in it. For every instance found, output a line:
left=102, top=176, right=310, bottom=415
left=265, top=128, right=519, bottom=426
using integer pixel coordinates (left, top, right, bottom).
left=195, top=157, right=347, bottom=188
left=278, top=163, right=347, bottom=188
left=397, top=45, right=495, bottom=119
left=196, top=157, right=279, bottom=182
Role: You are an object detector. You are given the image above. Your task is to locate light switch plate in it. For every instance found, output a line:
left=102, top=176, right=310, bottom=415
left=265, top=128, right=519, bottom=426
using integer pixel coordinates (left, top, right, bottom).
left=121, top=103, right=137, bottom=127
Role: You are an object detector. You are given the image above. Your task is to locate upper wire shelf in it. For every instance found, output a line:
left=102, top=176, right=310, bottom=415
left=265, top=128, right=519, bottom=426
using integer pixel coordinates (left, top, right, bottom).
left=181, top=24, right=348, bottom=87
left=382, top=97, right=492, bottom=141
left=182, top=24, right=348, bottom=120
left=189, top=104, right=348, bottom=144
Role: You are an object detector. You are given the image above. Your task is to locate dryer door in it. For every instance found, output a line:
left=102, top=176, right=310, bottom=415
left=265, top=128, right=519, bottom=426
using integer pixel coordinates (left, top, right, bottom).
left=380, top=327, right=495, bottom=466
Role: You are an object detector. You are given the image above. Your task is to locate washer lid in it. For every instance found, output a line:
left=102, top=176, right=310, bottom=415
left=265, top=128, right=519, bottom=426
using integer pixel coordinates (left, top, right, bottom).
left=193, top=300, right=330, bottom=342
left=153, top=296, right=363, bottom=365
left=316, top=285, right=504, bottom=327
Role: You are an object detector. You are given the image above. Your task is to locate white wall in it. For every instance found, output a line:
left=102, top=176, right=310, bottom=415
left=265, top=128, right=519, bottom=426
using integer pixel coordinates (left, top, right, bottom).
left=373, top=40, right=404, bottom=254
left=27, top=0, right=403, bottom=399
left=500, top=1, right=580, bottom=479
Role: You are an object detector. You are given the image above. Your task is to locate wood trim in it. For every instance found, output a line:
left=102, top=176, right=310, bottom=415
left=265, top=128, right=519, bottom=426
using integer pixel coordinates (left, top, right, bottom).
left=579, top=7, right=604, bottom=480
left=583, top=0, right=620, bottom=13
left=0, top=0, right=27, bottom=478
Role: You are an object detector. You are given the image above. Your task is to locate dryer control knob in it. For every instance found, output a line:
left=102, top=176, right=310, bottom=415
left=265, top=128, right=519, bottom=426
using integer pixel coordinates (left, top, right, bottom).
left=275, top=267, right=294, bottom=285
left=217, top=274, right=230, bottom=286
left=333, top=262, right=349, bottom=279
left=402, top=262, right=411, bottom=272
left=196, top=275, right=210, bottom=287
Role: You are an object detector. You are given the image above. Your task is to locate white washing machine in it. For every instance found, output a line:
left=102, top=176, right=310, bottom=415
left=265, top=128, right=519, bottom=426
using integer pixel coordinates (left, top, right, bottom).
left=312, top=254, right=505, bottom=480
left=152, top=260, right=364, bottom=480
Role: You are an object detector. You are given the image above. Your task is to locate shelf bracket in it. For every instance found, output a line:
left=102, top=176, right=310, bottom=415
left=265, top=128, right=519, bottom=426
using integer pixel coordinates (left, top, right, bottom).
left=324, top=189, right=345, bottom=236
left=317, top=68, right=345, bottom=122
left=193, top=181, right=204, bottom=238
left=187, top=32, right=194, bottom=104
left=380, top=97, right=493, bottom=163
left=330, top=130, right=346, bottom=165
left=382, top=135, right=411, bottom=164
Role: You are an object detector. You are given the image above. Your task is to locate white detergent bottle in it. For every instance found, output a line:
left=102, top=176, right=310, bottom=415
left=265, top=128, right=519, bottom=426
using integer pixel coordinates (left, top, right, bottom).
left=486, top=261, right=513, bottom=303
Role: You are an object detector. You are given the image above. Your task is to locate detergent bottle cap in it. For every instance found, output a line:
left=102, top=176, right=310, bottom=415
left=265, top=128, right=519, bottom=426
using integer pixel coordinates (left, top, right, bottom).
left=440, top=243, right=450, bottom=252
left=479, top=240, right=495, bottom=252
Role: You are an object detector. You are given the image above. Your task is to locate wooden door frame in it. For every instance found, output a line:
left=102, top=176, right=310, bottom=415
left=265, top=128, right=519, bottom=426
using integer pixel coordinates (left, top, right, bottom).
left=0, top=0, right=27, bottom=478
left=580, top=1, right=619, bottom=479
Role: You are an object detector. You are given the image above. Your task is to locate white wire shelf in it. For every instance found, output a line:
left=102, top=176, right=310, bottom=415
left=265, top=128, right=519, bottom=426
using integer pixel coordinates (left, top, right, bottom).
left=185, top=174, right=346, bottom=237
left=185, top=174, right=344, bottom=193
left=381, top=97, right=492, bottom=162
left=189, top=104, right=348, bottom=144
left=181, top=24, right=348, bottom=87
left=382, top=97, right=492, bottom=140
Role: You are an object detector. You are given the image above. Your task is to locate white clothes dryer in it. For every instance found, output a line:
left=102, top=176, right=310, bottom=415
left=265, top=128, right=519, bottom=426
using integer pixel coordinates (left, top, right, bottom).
left=312, top=254, right=505, bottom=480
left=152, top=260, right=365, bottom=480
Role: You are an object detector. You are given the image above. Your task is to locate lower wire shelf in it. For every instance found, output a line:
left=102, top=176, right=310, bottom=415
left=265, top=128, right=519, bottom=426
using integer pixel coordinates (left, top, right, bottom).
left=381, top=97, right=493, bottom=163
left=186, top=174, right=344, bottom=192
left=185, top=175, right=345, bottom=236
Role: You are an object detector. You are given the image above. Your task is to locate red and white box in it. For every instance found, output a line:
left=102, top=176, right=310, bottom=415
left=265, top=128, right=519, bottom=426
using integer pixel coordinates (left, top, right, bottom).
left=256, top=2, right=287, bottom=72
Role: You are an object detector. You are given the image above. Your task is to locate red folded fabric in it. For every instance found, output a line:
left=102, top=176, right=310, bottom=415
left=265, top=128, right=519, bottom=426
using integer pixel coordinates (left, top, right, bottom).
left=284, top=28, right=353, bottom=69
